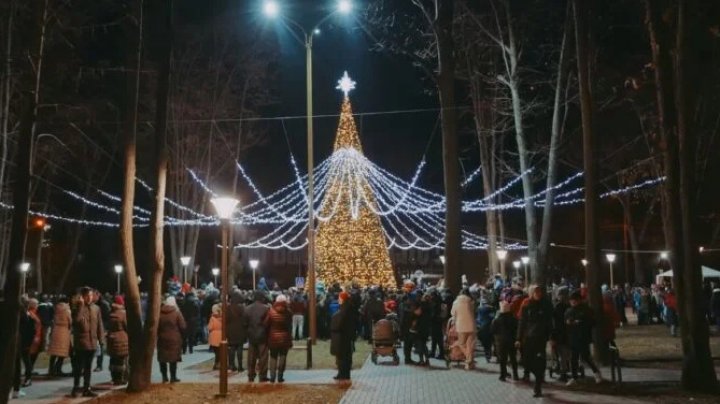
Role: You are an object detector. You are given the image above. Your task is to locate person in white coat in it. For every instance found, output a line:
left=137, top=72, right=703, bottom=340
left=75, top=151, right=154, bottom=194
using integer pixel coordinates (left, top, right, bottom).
left=451, top=288, right=477, bottom=369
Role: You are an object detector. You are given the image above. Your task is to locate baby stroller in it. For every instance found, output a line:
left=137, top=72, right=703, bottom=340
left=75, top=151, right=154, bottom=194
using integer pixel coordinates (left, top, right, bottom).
left=445, top=318, right=466, bottom=368
left=371, top=316, right=400, bottom=365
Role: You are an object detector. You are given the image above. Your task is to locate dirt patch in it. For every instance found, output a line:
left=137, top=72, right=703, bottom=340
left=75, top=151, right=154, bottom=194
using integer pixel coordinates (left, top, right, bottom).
left=86, top=383, right=348, bottom=404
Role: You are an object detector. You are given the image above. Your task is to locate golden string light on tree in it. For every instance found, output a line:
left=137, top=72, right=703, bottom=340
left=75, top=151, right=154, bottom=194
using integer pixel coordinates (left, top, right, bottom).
left=315, top=71, right=396, bottom=288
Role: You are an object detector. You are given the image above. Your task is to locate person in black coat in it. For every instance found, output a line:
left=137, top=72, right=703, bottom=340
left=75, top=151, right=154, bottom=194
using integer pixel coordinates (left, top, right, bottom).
left=516, top=285, right=553, bottom=398
left=180, top=292, right=201, bottom=354
left=491, top=301, right=518, bottom=381
left=551, top=287, right=571, bottom=382
left=330, top=291, right=356, bottom=381
left=564, top=291, right=602, bottom=385
left=399, top=294, right=418, bottom=364
left=226, top=290, right=247, bottom=372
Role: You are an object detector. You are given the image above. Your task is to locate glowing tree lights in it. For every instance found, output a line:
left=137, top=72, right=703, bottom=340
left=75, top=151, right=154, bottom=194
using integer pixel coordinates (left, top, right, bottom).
left=315, top=80, right=396, bottom=288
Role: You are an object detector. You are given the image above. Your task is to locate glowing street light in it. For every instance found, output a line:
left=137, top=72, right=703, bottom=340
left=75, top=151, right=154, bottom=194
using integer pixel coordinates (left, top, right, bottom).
left=512, top=260, right=521, bottom=278
left=212, top=267, right=220, bottom=287
left=496, top=249, right=508, bottom=278
left=210, top=196, right=239, bottom=397
left=521, top=256, right=530, bottom=284
left=263, top=0, right=279, bottom=17
left=338, top=0, right=353, bottom=14
left=20, top=262, right=30, bottom=295
left=581, top=259, right=588, bottom=267
left=114, top=265, right=123, bottom=294
left=606, top=253, right=617, bottom=288
left=249, top=259, right=260, bottom=291
left=180, top=256, right=191, bottom=284
left=659, top=251, right=669, bottom=260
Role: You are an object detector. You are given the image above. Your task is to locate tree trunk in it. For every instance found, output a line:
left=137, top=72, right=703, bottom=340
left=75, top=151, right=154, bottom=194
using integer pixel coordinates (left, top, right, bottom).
left=572, top=0, right=608, bottom=364
left=672, top=0, right=718, bottom=391
left=0, top=97, right=36, bottom=404
left=140, top=0, right=173, bottom=392
left=620, top=196, right=644, bottom=284
left=537, top=5, right=572, bottom=281
left=503, top=5, right=538, bottom=283
left=122, top=0, right=145, bottom=392
left=435, top=0, right=461, bottom=293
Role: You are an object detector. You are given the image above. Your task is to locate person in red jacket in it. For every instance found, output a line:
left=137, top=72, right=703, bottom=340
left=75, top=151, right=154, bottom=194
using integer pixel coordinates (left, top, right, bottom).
left=663, top=289, right=678, bottom=337
left=265, top=294, right=292, bottom=383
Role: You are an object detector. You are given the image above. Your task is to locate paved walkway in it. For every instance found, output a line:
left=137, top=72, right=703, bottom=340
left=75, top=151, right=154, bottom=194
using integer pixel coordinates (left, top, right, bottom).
left=10, top=341, right=706, bottom=404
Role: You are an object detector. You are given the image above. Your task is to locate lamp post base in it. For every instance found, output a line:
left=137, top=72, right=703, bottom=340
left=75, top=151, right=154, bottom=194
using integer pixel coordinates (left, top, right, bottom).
left=219, top=341, right=228, bottom=396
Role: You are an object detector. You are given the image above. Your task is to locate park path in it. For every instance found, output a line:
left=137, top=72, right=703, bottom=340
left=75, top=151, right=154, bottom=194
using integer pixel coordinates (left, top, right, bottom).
left=10, top=340, right=702, bottom=404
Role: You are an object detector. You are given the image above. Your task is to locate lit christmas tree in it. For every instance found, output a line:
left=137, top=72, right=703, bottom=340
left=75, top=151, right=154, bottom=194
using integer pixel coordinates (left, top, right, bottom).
left=315, top=72, right=397, bottom=288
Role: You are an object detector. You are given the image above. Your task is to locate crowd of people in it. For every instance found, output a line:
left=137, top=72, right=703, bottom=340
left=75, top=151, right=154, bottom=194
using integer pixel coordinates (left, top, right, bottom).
left=9, top=274, right=720, bottom=400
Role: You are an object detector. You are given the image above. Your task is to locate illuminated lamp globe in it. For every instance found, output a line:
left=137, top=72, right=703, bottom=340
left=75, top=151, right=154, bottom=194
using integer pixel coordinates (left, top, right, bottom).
left=249, top=259, right=259, bottom=270
left=263, top=0, right=279, bottom=17
left=180, top=256, right=191, bottom=266
left=211, top=197, right=239, bottom=220
left=521, top=256, right=530, bottom=265
left=338, top=0, right=352, bottom=14
left=605, top=253, right=616, bottom=263
left=512, top=260, right=521, bottom=270
left=20, top=262, right=30, bottom=273
left=496, top=249, right=508, bottom=261
left=114, top=264, right=123, bottom=274
left=211, top=268, right=220, bottom=276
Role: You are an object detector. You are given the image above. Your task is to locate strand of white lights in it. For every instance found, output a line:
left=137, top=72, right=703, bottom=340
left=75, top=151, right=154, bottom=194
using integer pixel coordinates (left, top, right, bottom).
left=461, top=166, right=482, bottom=187
left=540, top=176, right=666, bottom=207
left=0, top=201, right=127, bottom=228
left=62, top=190, right=151, bottom=222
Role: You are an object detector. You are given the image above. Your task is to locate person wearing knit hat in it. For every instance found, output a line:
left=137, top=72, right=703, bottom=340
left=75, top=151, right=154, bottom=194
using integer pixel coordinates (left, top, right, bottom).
left=492, top=300, right=519, bottom=381
left=331, top=289, right=357, bottom=381
left=516, top=284, right=552, bottom=397
left=107, top=296, right=128, bottom=385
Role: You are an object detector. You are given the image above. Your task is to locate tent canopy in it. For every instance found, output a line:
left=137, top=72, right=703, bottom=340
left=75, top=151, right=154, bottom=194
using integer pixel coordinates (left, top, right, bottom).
left=657, top=266, right=720, bottom=278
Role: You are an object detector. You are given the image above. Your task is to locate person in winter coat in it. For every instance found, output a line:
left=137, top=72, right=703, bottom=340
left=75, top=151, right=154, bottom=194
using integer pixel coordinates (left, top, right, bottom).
left=180, top=291, right=201, bottom=354
left=663, top=289, right=679, bottom=337
left=450, top=289, right=477, bottom=370
left=412, top=293, right=432, bottom=366
left=516, top=285, right=552, bottom=398
left=226, top=290, right=247, bottom=372
left=48, top=296, right=72, bottom=377
left=265, top=294, right=293, bottom=382
left=208, top=303, right=223, bottom=370
left=399, top=293, right=418, bottom=364
left=22, top=298, right=43, bottom=386
left=107, top=296, right=129, bottom=385
left=331, top=291, right=356, bottom=381
left=551, top=287, right=571, bottom=382
left=711, top=286, right=720, bottom=330
left=491, top=301, right=518, bottom=381
left=362, top=290, right=386, bottom=342
left=244, top=290, right=270, bottom=382
left=157, top=296, right=186, bottom=383
left=12, top=299, right=36, bottom=398
left=476, top=299, right=494, bottom=363
left=564, top=292, right=602, bottom=385
left=71, top=287, right=104, bottom=397
left=93, top=291, right=111, bottom=372
left=290, top=293, right=307, bottom=340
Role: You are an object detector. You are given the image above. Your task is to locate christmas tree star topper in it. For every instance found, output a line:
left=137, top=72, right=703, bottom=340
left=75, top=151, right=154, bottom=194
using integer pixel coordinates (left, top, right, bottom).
left=336, top=71, right=356, bottom=97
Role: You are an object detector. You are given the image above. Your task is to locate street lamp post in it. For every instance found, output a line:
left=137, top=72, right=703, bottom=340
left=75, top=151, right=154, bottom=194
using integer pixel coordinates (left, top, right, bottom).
left=496, top=249, right=508, bottom=278
left=249, top=259, right=260, bottom=291
left=263, top=0, right=353, bottom=346
left=521, top=256, right=530, bottom=285
left=20, top=262, right=30, bottom=295
left=114, top=265, right=123, bottom=294
left=512, top=260, right=521, bottom=279
left=606, top=253, right=616, bottom=288
left=212, top=267, right=220, bottom=287
left=180, top=256, right=191, bottom=284
left=210, top=196, right=239, bottom=397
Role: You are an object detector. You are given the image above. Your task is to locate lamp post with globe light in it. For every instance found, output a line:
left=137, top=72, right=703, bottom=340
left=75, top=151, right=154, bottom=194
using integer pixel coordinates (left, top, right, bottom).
left=606, top=253, right=617, bottom=288
left=20, top=262, right=30, bottom=295
left=210, top=196, right=239, bottom=397
left=212, top=267, right=220, bottom=287
left=249, top=259, right=260, bottom=291
left=180, top=256, right=191, bottom=284
left=521, top=256, right=530, bottom=284
left=262, top=0, right=353, bottom=346
left=496, top=249, right=508, bottom=278
left=512, top=260, right=521, bottom=279
left=114, top=265, right=123, bottom=294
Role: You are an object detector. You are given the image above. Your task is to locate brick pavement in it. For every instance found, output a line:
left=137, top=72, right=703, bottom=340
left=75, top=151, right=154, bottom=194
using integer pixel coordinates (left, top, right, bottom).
left=340, top=349, right=667, bottom=404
